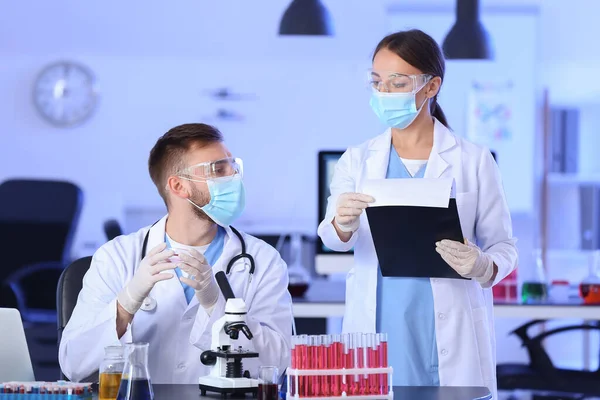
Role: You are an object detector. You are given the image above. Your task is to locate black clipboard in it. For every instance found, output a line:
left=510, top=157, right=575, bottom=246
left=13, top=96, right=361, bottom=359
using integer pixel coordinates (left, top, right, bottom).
left=365, top=198, right=468, bottom=279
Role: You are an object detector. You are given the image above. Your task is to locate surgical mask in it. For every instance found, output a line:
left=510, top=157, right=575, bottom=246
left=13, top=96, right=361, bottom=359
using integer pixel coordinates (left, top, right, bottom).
left=187, top=174, right=245, bottom=227
left=369, top=90, right=428, bottom=129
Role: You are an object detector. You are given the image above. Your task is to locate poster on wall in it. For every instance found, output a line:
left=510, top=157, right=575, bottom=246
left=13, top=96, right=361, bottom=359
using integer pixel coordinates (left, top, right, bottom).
left=466, top=81, right=515, bottom=149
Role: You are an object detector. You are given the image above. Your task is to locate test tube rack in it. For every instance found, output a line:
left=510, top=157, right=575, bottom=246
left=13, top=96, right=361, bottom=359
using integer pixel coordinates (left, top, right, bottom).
left=288, top=333, right=393, bottom=400
left=286, top=367, right=394, bottom=400
left=0, top=381, right=93, bottom=399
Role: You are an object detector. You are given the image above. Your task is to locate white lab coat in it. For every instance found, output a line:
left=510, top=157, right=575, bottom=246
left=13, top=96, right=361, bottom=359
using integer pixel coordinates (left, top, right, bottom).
left=318, top=119, right=518, bottom=398
left=59, top=215, right=293, bottom=384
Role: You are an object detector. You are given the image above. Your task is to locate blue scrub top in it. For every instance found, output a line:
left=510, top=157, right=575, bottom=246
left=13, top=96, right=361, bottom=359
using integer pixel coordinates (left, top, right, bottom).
left=375, top=145, right=440, bottom=386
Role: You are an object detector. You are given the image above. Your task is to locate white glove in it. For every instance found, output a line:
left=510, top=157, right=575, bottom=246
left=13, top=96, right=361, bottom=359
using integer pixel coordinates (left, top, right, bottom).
left=176, top=249, right=219, bottom=310
left=435, top=239, right=494, bottom=284
left=117, top=242, right=176, bottom=315
left=334, top=193, right=375, bottom=233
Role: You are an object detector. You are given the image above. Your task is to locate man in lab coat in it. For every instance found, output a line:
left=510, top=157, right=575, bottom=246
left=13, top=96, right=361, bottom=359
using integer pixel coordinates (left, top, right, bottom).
left=59, top=123, right=293, bottom=384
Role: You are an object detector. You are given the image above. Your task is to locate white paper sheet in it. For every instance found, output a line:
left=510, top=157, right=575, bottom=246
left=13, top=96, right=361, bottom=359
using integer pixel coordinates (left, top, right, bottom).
left=361, top=178, right=453, bottom=208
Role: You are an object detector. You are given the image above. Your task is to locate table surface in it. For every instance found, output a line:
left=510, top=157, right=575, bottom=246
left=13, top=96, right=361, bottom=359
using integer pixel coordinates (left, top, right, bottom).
left=92, top=384, right=492, bottom=400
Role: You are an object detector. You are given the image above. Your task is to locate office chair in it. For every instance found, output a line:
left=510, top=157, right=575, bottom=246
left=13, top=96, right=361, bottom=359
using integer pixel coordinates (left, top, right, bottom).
left=0, top=179, right=83, bottom=323
left=56, top=256, right=95, bottom=381
left=497, top=319, right=600, bottom=396
left=103, top=219, right=122, bottom=241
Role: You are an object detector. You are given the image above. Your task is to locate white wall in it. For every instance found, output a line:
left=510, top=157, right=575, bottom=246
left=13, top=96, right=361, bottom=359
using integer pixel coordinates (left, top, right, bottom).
left=2, top=0, right=599, bottom=254
left=0, top=0, right=387, bottom=255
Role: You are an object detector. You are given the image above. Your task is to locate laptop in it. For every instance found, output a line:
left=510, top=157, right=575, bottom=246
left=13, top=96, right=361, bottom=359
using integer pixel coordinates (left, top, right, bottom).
left=0, top=308, right=35, bottom=382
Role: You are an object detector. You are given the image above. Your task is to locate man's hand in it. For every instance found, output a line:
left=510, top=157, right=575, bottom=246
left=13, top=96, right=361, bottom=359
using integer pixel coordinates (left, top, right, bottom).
left=117, top=242, right=176, bottom=315
left=177, top=249, right=219, bottom=310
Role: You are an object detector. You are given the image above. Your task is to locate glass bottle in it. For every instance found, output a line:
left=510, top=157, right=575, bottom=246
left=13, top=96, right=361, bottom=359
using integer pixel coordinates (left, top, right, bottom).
left=99, top=346, right=125, bottom=400
left=117, top=343, right=154, bottom=400
left=520, top=248, right=548, bottom=303
left=287, top=233, right=311, bottom=297
left=579, top=250, right=600, bottom=304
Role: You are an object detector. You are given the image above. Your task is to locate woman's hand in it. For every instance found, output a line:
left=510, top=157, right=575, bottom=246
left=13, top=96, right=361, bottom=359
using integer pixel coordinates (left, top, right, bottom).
left=334, top=192, right=375, bottom=233
left=435, top=239, right=494, bottom=284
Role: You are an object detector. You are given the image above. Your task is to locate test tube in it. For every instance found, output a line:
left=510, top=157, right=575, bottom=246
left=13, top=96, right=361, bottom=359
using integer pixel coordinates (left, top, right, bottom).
left=342, top=333, right=353, bottom=395
left=366, top=334, right=377, bottom=394
left=331, top=334, right=342, bottom=396
left=310, top=336, right=321, bottom=397
left=298, top=335, right=308, bottom=397
left=378, top=333, right=389, bottom=394
left=290, top=336, right=297, bottom=396
left=350, top=333, right=359, bottom=396
left=358, top=334, right=368, bottom=395
left=319, top=335, right=330, bottom=397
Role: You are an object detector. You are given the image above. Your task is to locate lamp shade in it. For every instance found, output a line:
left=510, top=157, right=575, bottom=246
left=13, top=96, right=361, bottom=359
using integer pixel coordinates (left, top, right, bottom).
left=279, top=0, right=334, bottom=36
left=442, top=0, right=493, bottom=59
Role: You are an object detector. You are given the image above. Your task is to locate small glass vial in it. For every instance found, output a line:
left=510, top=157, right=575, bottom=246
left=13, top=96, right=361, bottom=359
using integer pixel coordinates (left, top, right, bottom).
left=99, top=345, right=125, bottom=400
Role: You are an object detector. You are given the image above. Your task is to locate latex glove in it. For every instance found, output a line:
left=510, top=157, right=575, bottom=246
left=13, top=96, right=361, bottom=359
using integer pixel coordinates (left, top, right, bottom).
left=334, top=193, right=375, bottom=233
left=177, top=249, right=219, bottom=310
left=117, top=242, right=176, bottom=314
left=435, top=239, right=494, bottom=284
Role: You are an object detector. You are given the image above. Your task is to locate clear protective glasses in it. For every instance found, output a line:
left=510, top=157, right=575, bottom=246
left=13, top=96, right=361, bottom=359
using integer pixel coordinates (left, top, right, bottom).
left=178, top=156, right=243, bottom=182
left=367, top=69, right=432, bottom=93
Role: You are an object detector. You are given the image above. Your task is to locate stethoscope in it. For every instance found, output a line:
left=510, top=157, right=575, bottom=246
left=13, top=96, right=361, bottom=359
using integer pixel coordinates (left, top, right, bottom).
left=138, top=224, right=255, bottom=311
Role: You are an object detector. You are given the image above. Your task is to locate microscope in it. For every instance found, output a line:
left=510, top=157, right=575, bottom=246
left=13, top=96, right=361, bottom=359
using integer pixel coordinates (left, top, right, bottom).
left=199, top=271, right=260, bottom=397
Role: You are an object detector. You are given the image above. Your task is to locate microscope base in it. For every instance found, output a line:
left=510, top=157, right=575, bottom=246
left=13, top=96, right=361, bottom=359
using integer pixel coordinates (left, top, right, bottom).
left=199, top=377, right=259, bottom=398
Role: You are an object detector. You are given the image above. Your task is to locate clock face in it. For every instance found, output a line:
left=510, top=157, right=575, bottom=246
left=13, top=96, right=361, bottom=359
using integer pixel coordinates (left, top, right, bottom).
left=33, top=61, right=97, bottom=127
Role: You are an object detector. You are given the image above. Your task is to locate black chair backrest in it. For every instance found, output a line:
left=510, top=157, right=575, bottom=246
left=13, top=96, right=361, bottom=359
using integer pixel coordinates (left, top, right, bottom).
left=0, top=179, right=83, bottom=285
left=56, top=256, right=92, bottom=344
left=103, top=219, right=123, bottom=241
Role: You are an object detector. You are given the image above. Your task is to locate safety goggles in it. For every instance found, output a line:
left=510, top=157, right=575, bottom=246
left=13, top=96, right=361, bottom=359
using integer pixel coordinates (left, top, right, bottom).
left=367, top=70, right=432, bottom=93
left=178, top=157, right=243, bottom=182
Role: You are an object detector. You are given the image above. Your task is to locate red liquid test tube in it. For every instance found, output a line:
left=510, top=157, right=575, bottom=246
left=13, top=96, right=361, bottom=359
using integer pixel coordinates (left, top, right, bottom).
left=298, top=335, right=309, bottom=397
left=319, top=335, right=330, bottom=397
left=358, top=334, right=368, bottom=395
left=374, top=334, right=382, bottom=394
left=291, top=336, right=297, bottom=396
left=310, top=336, right=321, bottom=397
left=378, top=333, right=389, bottom=394
left=367, top=334, right=379, bottom=395
left=343, top=333, right=354, bottom=395
left=348, top=333, right=360, bottom=396
left=331, top=334, right=342, bottom=396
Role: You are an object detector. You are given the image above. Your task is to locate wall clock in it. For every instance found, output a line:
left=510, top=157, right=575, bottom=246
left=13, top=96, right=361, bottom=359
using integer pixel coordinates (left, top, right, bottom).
left=32, top=61, right=98, bottom=127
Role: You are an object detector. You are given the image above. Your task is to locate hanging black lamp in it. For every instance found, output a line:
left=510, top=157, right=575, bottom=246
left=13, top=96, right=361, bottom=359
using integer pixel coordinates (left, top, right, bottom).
left=442, top=0, right=493, bottom=59
left=278, top=0, right=334, bottom=36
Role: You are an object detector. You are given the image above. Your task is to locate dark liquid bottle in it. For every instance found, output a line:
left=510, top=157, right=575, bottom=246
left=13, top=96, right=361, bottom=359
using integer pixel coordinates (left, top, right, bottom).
left=258, top=383, right=279, bottom=400
left=116, top=379, right=153, bottom=400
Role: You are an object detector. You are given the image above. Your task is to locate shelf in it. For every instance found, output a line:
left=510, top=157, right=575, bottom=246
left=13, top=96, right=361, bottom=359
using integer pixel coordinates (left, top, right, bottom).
left=546, top=249, right=596, bottom=258
left=547, top=173, right=600, bottom=185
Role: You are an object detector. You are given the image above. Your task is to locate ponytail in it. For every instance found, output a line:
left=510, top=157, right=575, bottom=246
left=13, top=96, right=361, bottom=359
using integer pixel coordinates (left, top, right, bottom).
left=431, top=99, right=450, bottom=129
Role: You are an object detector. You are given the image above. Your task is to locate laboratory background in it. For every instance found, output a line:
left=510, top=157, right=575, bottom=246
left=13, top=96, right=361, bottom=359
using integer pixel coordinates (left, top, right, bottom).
left=1, top=0, right=599, bottom=398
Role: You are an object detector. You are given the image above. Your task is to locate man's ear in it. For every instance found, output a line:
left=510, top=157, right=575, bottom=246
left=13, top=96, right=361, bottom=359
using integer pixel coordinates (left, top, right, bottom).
left=166, top=176, right=191, bottom=199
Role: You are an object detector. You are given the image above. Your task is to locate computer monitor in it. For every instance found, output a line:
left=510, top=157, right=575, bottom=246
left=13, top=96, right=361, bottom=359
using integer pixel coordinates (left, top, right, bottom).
left=316, top=151, right=354, bottom=274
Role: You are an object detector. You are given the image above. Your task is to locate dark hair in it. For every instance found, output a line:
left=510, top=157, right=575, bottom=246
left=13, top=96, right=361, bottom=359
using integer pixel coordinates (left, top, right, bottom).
left=148, top=123, right=223, bottom=203
left=373, top=29, right=450, bottom=128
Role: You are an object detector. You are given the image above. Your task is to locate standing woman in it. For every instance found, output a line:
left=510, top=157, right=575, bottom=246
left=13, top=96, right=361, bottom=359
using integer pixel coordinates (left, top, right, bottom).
left=317, top=29, right=517, bottom=397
